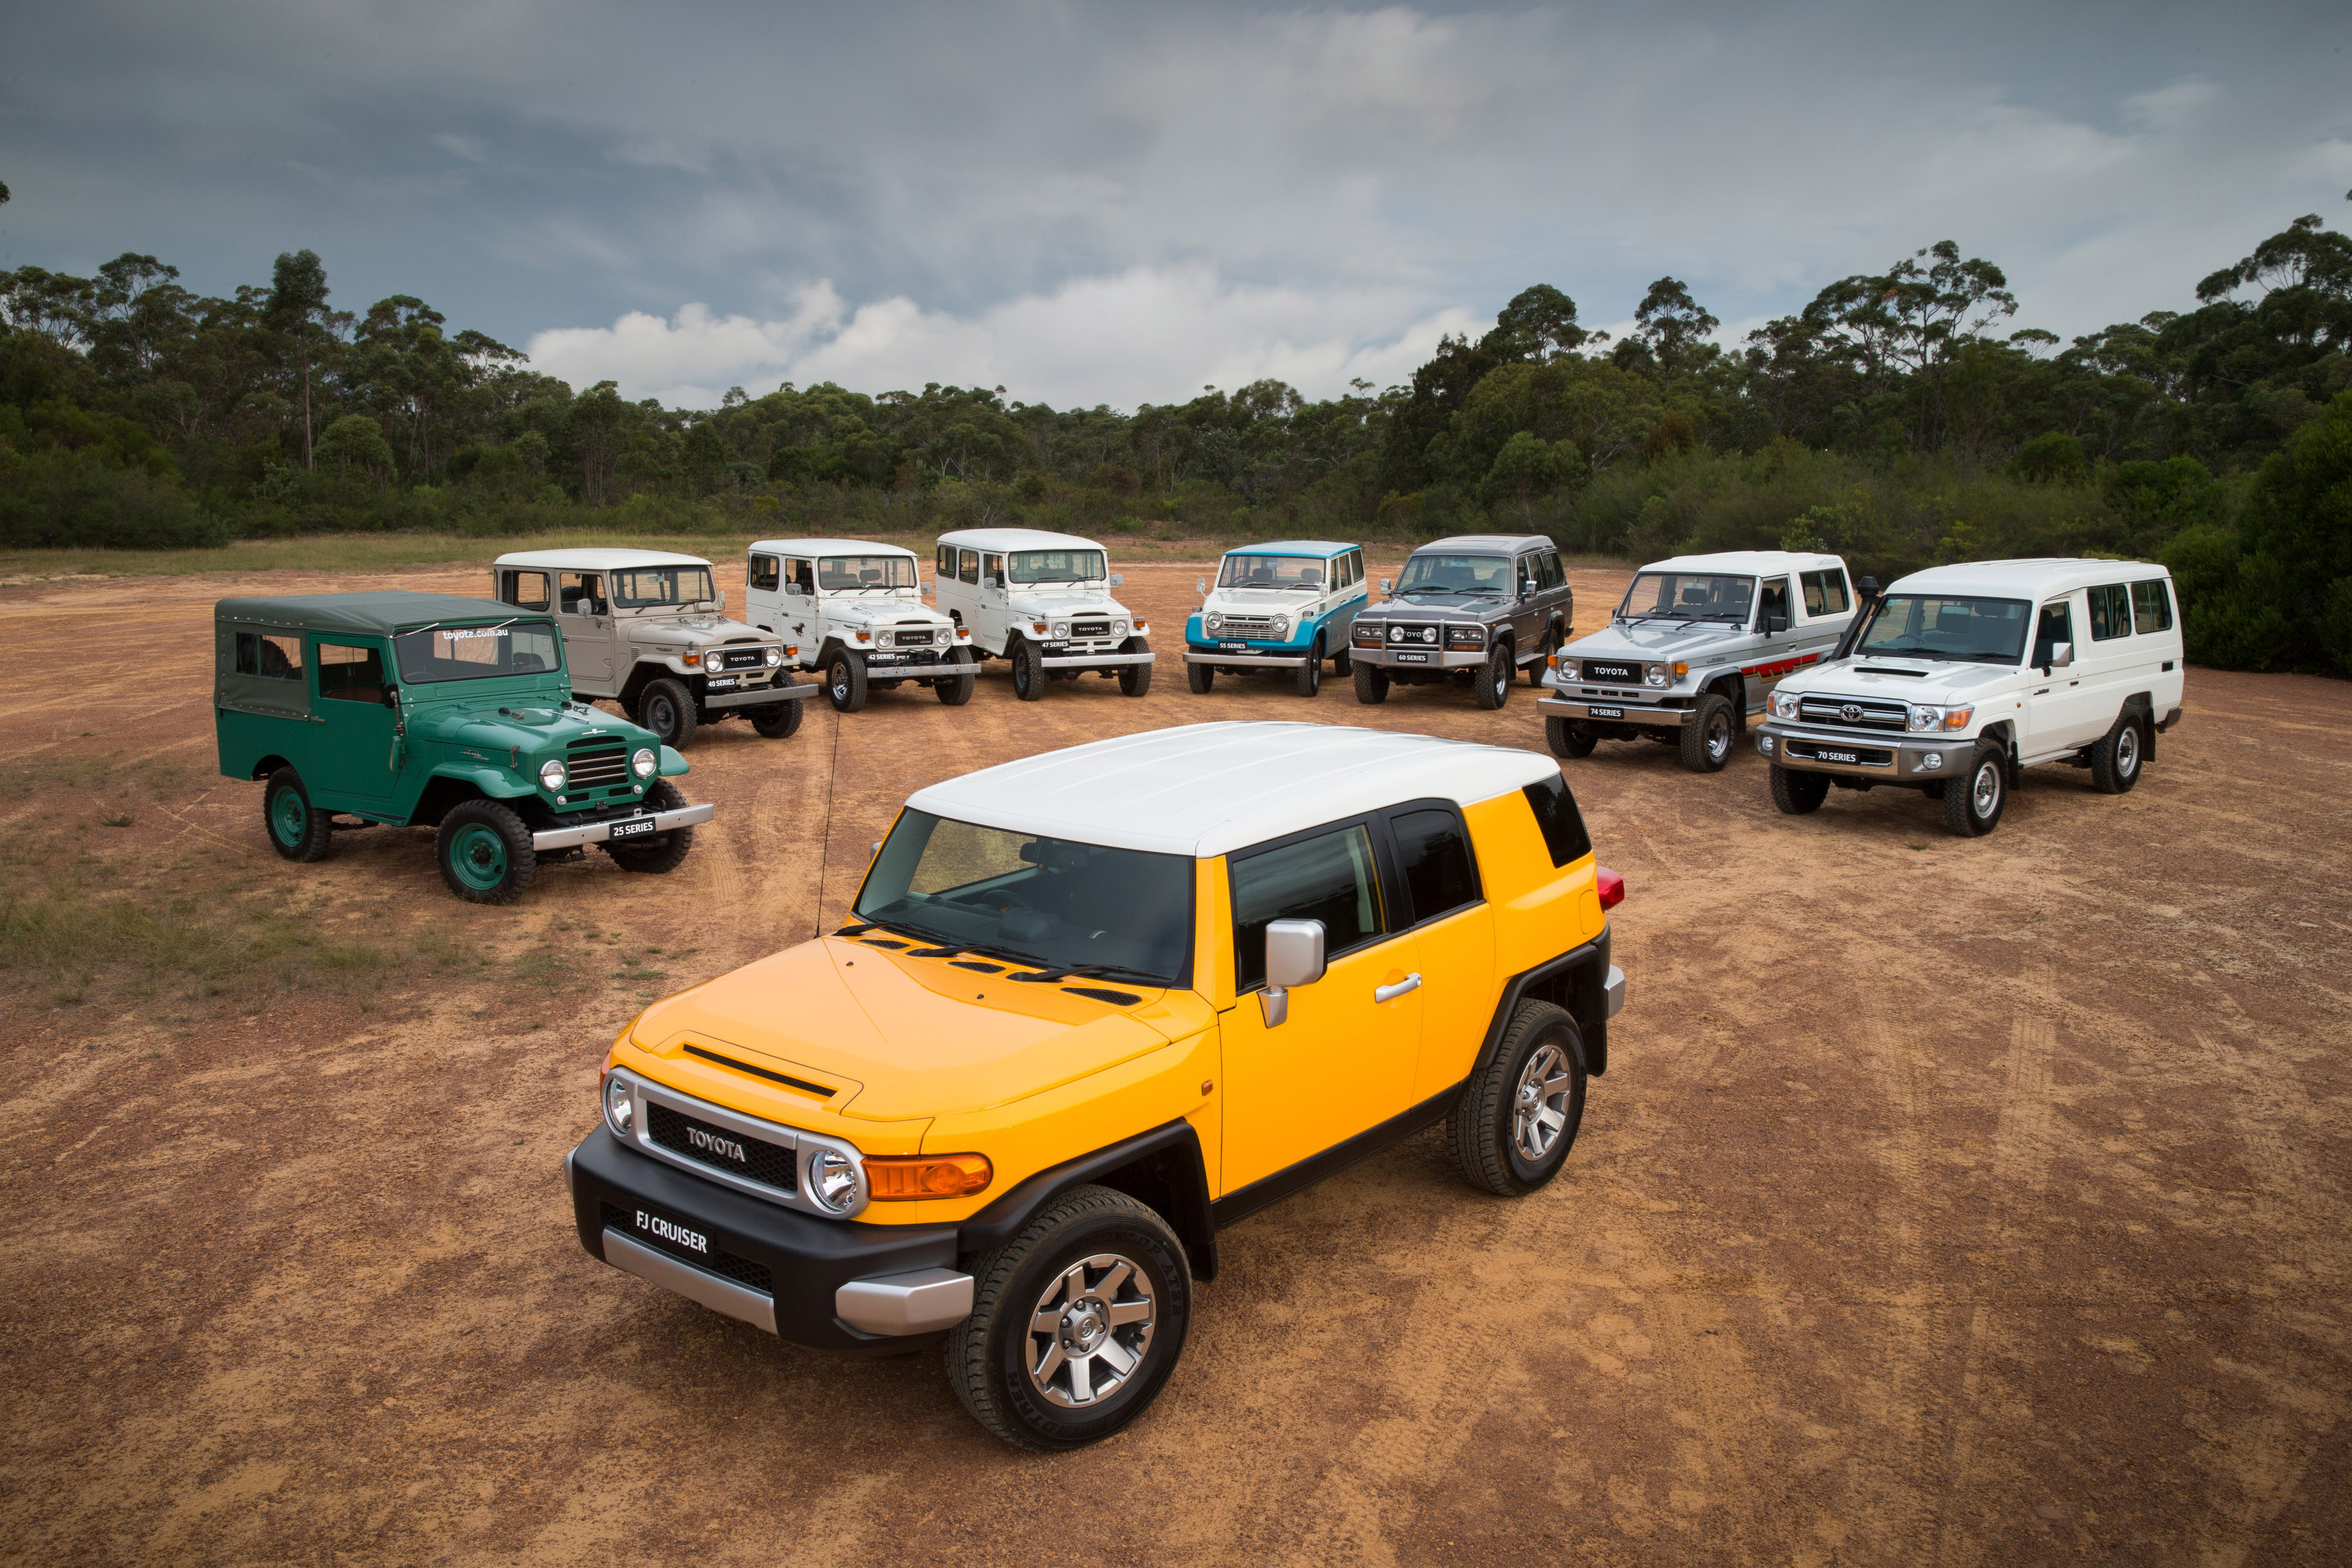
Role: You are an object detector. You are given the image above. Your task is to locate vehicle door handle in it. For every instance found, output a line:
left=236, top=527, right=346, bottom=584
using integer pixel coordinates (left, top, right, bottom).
left=1374, top=972, right=1422, bottom=1004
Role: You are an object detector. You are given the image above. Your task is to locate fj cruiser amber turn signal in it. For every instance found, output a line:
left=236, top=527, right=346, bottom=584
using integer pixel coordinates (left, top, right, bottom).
left=866, top=1152, right=993, bottom=1200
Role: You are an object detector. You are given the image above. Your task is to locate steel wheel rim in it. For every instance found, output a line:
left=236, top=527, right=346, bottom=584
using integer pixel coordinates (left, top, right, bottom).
left=1512, top=1040, right=1575, bottom=1161
left=829, top=663, right=849, bottom=699
left=647, top=693, right=676, bottom=733
left=1025, top=1251, right=1156, bottom=1410
left=1972, top=760, right=2002, bottom=818
left=449, top=823, right=507, bottom=890
left=2118, top=727, right=2140, bottom=776
left=270, top=789, right=306, bottom=844
left=1706, top=713, right=1732, bottom=762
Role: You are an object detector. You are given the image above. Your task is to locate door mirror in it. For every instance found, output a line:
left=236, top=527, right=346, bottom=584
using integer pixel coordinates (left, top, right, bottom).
left=715, top=590, right=727, bottom=614
left=784, top=581, right=806, bottom=598
left=1110, top=572, right=1124, bottom=587
left=2049, top=641, right=2074, bottom=670
left=1765, top=612, right=1789, bottom=634
left=1258, top=917, right=1327, bottom=1028
left=920, top=581, right=935, bottom=598
left=1379, top=577, right=1393, bottom=593
left=380, top=684, right=399, bottom=709
left=981, top=575, right=998, bottom=590
left=1196, top=577, right=1208, bottom=595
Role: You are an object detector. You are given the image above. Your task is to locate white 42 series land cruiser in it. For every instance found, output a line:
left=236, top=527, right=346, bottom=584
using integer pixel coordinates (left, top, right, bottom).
left=744, top=539, right=976, bottom=713
left=1755, top=558, right=2186, bottom=837
left=933, top=528, right=1153, bottom=702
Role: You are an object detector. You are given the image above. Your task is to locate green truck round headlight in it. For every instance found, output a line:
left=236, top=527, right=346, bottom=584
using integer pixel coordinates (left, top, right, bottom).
left=631, top=747, right=657, bottom=779
left=539, top=759, right=568, bottom=791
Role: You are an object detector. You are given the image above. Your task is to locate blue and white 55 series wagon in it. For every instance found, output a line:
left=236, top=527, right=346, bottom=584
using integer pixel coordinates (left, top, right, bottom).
left=1182, top=540, right=1370, bottom=699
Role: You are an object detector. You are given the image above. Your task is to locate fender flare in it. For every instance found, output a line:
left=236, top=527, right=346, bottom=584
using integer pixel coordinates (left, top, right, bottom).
left=955, top=1119, right=1218, bottom=1281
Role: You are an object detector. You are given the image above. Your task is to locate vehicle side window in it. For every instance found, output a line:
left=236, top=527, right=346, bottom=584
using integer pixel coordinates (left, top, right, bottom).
left=935, top=544, right=953, bottom=576
left=1351, top=550, right=1367, bottom=586
left=1230, top=824, right=1389, bottom=991
left=984, top=554, right=1005, bottom=586
left=1800, top=569, right=1851, bottom=616
left=959, top=549, right=980, bottom=585
left=316, top=641, right=387, bottom=702
left=1521, top=775, right=1592, bottom=867
left=1517, top=554, right=1540, bottom=594
left=749, top=554, right=780, bottom=592
left=2132, top=579, right=2173, bottom=633
left=787, top=558, right=815, bottom=592
left=2032, top=601, right=2074, bottom=666
left=1390, top=808, right=1480, bottom=924
left=1544, top=550, right=1565, bottom=590
left=501, top=570, right=550, bottom=610
left=2088, top=584, right=2131, bottom=640
left=559, top=573, right=605, bottom=615
left=1759, top=577, right=1791, bottom=627
left=235, top=631, right=303, bottom=680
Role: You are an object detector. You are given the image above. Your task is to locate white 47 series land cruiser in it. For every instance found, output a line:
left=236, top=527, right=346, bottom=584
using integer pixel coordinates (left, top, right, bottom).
left=933, top=528, right=1153, bottom=702
left=1755, top=558, right=2186, bottom=837
left=744, top=539, right=977, bottom=713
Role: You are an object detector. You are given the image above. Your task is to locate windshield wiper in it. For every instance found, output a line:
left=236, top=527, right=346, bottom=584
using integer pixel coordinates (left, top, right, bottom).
left=1060, top=962, right=1172, bottom=985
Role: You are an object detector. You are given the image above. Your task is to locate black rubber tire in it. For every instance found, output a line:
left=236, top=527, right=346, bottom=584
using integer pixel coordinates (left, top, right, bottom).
left=605, top=779, right=695, bottom=873
left=1011, top=637, right=1046, bottom=702
left=1770, top=764, right=1830, bottom=815
left=1352, top=660, right=1389, bottom=705
left=1474, top=644, right=1512, bottom=710
left=637, top=677, right=698, bottom=748
left=1119, top=638, right=1152, bottom=697
left=2089, top=710, right=2144, bottom=794
left=946, top=1184, right=1191, bottom=1453
left=1446, top=1000, right=1587, bottom=1197
left=1186, top=659, right=1214, bottom=695
left=434, top=799, right=537, bottom=904
left=1332, top=642, right=1352, bottom=677
left=1681, top=694, right=1737, bottom=773
left=1944, top=744, right=2008, bottom=837
left=750, top=698, right=804, bottom=738
left=824, top=648, right=869, bottom=713
left=934, top=646, right=977, bottom=706
left=263, top=767, right=332, bottom=862
left=1295, top=637, right=1323, bottom=698
left=1546, top=718, right=1597, bottom=759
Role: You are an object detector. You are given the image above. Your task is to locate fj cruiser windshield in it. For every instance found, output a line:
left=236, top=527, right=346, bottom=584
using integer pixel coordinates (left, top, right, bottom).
left=1857, top=595, right=2031, bottom=664
left=1619, top=573, right=1755, bottom=622
left=612, top=568, right=717, bottom=608
left=393, top=622, right=564, bottom=683
left=1008, top=550, right=1108, bottom=584
left=1218, top=555, right=1327, bottom=590
left=856, top=810, right=1192, bottom=985
left=819, top=555, right=919, bottom=590
left=1397, top=554, right=1509, bottom=596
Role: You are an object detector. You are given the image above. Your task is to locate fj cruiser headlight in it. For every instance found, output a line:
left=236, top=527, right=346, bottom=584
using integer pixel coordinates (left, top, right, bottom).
left=1052, top=622, right=1069, bottom=639
left=603, top=1073, right=633, bottom=1136
left=806, top=1147, right=862, bottom=1213
left=765, top=646, right=784, bottom=667
left=630, top=746, right=658, bottom=779
left=1644, top=664, right=1669, bottom=688
left=539, top=759, right=568, bottom=792
left=1770, top=691, right=1801, bottom=720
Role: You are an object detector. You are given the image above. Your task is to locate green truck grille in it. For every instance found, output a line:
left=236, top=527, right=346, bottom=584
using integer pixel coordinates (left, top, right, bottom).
left=567, top=738, right=630, bottom=789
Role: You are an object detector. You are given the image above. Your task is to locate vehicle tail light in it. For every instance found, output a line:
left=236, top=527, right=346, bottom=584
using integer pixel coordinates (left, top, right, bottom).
left=866, top=1152, right=993, bottom=1200
left=1595, top=866, right=1624, bottom=910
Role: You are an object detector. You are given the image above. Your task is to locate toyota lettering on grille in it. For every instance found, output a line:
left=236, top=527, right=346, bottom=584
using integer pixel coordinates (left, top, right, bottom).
left=688, top=1126, right=747, bottom=1163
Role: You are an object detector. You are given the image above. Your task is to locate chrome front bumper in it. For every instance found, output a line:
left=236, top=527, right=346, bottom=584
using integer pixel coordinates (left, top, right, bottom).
left=1351, top=645, right=1486, bottom=670
left=703, top=681, right=812, bottom=710
left=1754, top=722, right=1968, bottom=782
left=1040, top=652, right=1153, bottom=669
left=855, top=659, right=975, bottom=679
left=1185, top=648, right=1312, bottom=667
left=1538, top=693, right=1690, bottom=724
left=531, top=800, right=715, bottom=851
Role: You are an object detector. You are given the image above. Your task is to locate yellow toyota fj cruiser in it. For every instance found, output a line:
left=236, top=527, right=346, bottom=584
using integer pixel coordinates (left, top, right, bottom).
left=567, top=721, right=1627, bottom=1450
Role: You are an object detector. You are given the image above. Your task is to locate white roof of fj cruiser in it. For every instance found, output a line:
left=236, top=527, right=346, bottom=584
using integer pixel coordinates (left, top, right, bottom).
left=1887, top=558, right=2171, bottom=600
left=937, top=528, right=1106, bottom=553
left=749, top=538, right=919, bottom=559
left=906, top=721, right=1557, bottom=858
left=494, top=547, right=713, bottom=570
left=1636, top=550, right=1846, bottom=576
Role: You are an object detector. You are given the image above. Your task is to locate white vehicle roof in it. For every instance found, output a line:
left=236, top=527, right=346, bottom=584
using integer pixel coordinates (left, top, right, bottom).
left=1634, top=550, right=1846, bottom=576
left=749, top=538, right=920, bottom=560
left=1222, top=539, right=1356, bottom=557
left=493, top=547, right=713, bottom=570
left=906, top=721, right=1556, bottom=858
left=1414, top=534, right=1555, bottom=554
left=1886, top=557, right=2172, bottom=600
left=936, top=528, right=1106, bottom=553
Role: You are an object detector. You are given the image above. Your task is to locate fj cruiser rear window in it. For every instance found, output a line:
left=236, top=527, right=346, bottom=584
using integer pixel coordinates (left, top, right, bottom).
left=1521, top=775, right=1593, bottom=868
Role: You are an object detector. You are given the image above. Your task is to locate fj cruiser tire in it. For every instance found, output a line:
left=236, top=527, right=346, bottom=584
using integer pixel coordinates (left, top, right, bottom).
left=1011, top=638, right=1047, bottom=702
left=2089, top=711, right=2144, bottom=794
left=946, top=1184, right=1192, bottom=1453
left=1944, top=744, right=2008, bottom=837
left=1681, top=694, right=1737, bottom=773
left=935, top=646, right=977, bottom=706
left=1186, top=659, right=1214, bottom=695
left=435, top=799, right=538, bottom=904
left=1474, top=644, right=1513, bottom=710
left=1295, top=637, right=1323, bottom=699
left=824, top=648, right=869, bottom=713
left=263, top=768, right=332, bottom=862
left=1352, top=661, right=1389, bottom=704
left=1769, top=764, right=1830, bottom=815
left=1546, top=718, right=1596, bottom=759
left=751, top=699, right=804, bottom=739
left=605, top=779, right=695, bottom=873
left=1447, top=1000, right=1586, bottom=1197
left=1119, top=639, right=1152, bottom=698
left=637, top=678, right=698, bottom=748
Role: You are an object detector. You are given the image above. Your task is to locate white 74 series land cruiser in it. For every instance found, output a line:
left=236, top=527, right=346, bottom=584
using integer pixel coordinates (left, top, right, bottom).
left=494, top=548, right=804, bottom=748
left=933, top=528, right=1153, bottom=702
left=1755, top=558, right=2186, bottom=837
left=1539, top=550, right=1860, bottom=773
left=744, top=539, right=976, bottom=713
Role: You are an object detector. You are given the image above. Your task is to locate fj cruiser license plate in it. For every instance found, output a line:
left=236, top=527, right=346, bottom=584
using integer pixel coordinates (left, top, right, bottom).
left=1394, top=652, right=1430, bottom=664
left=706, top=677, right=738, bottom=690
left=1588, top=706, right=1624, bottom=719
left=608, top=817, right=658, bottom=842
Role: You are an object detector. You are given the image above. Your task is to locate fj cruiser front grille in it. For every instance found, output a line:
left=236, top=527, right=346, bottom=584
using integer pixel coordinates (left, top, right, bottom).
left=646, top=1102, right=799, bottom=1192
left=1386, top=622, right=1441, bottom=645
left=1797, top=695, right=1907, bottom=731
left=567, top=739, right=630, bottom=788
left=1072, top=619, right=1112, bottom=638
left=598, top=1202, right=773, bottom=1293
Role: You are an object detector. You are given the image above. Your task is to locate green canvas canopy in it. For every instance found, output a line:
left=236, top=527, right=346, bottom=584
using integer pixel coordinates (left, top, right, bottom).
left=213, top=590, right=535, bottom=635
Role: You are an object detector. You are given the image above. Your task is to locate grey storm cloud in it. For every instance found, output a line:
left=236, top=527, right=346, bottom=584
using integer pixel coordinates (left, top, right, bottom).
left=2, top=1, right=2347, bottom=408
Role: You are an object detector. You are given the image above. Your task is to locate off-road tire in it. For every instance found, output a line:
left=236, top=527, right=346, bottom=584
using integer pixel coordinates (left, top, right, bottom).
left=1352, top=660, right=1389, bottom=704
left=1769, top=764, right=1830, bottom=815
left=1186, top=659, right=1214, bottom=695
left=605, top=779, right=695, bottom=873
left=1011, top=637, right=1047, bottom=702
left=1944, top=743, right=2008, bottom=837
left=1681, top=694, right=1737, bottom=774
left=1546, top=718, right=1596, bottom=759
left=946, top=1185, right=1191, bottom=1453
left=637, top=677, right=698, bottom=748
left=824, top=648, right=869, bottom=713
left=2089, top=710, right=2144, bottom=794
left=1446, top=1000, right=1586, bottom=1197
left=1295, top=637, right=1323, bottom=699
left=750, top=699, right=804, bottom=738
left=1332, top=642, right=1352, bottom=677
left=435, top=799, right=537, bottom=904
left=928, top=646, right=975, bottom=706
left=263, top=768, right=332, bottom=862
left=1474, top=643, right=1513, bottom=710
left=1119, top=638, right=1152, bottom=698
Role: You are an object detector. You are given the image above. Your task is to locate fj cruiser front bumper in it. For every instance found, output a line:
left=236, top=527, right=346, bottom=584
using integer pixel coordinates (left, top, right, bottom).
left=1754, top=721, right=1970, bottom=782
left=531, top=800, right=715, bottom=851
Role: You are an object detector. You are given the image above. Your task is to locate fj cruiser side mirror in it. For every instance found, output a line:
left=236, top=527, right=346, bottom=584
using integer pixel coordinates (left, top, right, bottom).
left=1766, top=612, right=1789, bottom=633
left=2050, top=641, right=2074, bottom=670
left=1110, top=572, right=1124, bottom=587
left=1260, top=917, right=1327, bottom=1027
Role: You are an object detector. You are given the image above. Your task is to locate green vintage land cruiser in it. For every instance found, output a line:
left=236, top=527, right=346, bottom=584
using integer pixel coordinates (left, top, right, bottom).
left=213, top=592, right=710, bottom=903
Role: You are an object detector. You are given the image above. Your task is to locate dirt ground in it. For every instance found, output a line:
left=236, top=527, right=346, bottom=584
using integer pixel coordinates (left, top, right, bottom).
left=2, top=553, right=2347, bottom=1566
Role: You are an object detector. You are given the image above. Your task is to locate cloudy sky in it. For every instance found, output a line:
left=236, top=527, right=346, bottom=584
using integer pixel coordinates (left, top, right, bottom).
left=3, top=2, right=2347, bottom=410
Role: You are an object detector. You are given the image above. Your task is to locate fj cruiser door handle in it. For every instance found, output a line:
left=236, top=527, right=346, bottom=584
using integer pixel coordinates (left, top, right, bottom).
left=1374, top=972, right=1422, bottom=1004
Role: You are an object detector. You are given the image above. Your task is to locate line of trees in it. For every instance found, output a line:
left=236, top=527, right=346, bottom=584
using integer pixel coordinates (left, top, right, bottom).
left=2, top=208, right=2348, bottom=673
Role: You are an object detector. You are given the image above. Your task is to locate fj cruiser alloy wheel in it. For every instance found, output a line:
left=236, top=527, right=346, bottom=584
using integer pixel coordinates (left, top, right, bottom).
left=1475, top=644, right=1512, bottom=711
left=825, top=649, right=869, bottom=713
left=1186, top=659, right=1214, bottom=695
left=935, top=646, right=977, bottom=706
left=1448, top=1000, right=1586, bottom=1196
left=263, top=768, right=331, bottom=862
left=1119, top=638, right=1152, bottom=698
left=947, top=1185, right=1191, bottom=1452
left=604, top=779, right=695, bottom=873
left=637, top=677, right=697, bottom=748
left=1546, top=717, right=1596, bottom=759
left=2089, top=712, right=2143, bottom=794
left=436, top=800, right=537, bottom=903
left=751, top=700, right=803, bottom=739
left=1945, top=745, right=2007, bottom=837
left=1352, top=661, right=1389, bottom=704
left=1011, top=638, right=1046, bottom=702
left=1296, top=637, right=1323, bottom=698
left=1682, top=694, right=1737, bottom=774
left=1769, top=764, right=1830, bottom=815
